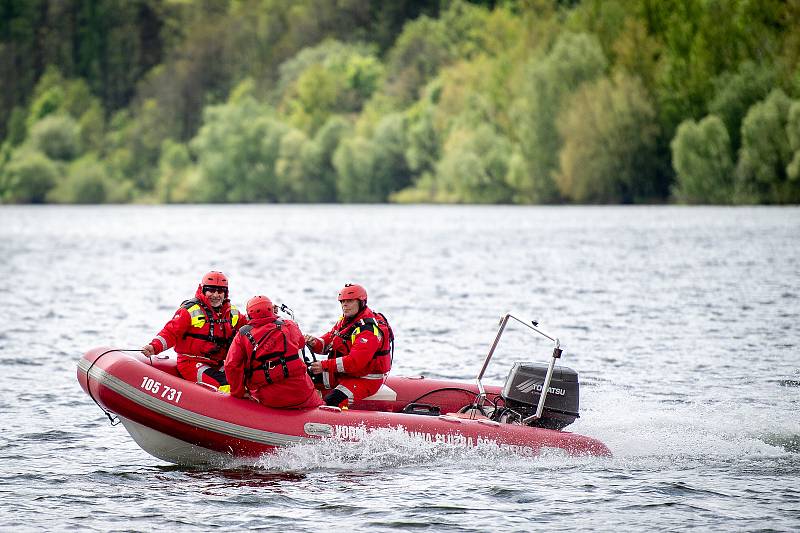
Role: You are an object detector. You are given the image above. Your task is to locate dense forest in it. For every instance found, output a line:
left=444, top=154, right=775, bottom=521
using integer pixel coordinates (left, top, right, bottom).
left=2, top=0, right=799, bottom=205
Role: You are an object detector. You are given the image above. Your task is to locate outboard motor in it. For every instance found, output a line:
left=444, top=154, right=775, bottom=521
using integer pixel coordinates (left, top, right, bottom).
left=497, top=362, right=580, bottom=430
left=476, top=314, right=582, bottom=430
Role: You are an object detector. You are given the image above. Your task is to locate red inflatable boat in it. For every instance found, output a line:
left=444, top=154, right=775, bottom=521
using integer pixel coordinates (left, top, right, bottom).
left=76, top=314, right=611, bottom=465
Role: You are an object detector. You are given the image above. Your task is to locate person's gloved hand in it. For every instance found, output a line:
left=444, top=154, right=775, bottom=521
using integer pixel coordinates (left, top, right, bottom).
left=217, top=384, right=230, bottom=394
left=304, top=334, right=319, bottom=347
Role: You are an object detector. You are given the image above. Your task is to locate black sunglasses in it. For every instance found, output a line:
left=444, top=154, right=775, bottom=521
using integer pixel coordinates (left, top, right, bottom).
left=203, top=286, right=226, bottom=294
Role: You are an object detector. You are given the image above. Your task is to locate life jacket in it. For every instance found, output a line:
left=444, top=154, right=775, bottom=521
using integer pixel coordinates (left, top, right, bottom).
left=329, top=311, right=394, bottom=371
left=180, top=298, right=241, bottom=361
left=238, top=319, right=307, bottom=387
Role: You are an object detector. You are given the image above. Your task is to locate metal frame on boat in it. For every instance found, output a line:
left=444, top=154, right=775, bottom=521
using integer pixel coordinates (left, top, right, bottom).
left=476, top=313, right=563, bottom=424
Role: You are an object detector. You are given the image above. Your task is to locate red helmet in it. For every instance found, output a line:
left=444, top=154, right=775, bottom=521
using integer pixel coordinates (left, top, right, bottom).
left=246, top=295, right=275, bottom=319
left=201, top=271, right=228, bottom=290
left=338, top=283, right=367, bottom=303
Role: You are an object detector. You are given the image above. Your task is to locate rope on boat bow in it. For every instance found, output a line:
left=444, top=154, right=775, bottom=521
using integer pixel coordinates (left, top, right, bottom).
left=84, top=348, right=142, bottom=426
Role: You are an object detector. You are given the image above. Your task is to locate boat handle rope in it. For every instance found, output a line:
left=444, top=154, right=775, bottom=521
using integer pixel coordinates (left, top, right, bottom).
left=84, top=348, right=142, bottom=426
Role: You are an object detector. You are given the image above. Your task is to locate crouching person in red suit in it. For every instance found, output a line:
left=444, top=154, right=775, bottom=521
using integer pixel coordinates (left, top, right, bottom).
left=142, top=271, right=246, bottom=391
left=225, top=295, right=322, bottom=409
left=305, top=283, right=394, bottom=407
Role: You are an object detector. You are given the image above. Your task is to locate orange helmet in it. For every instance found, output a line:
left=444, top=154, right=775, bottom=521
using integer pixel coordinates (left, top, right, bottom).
left=201, top=271, right=228, bottom=292
left=338, top=283, right=367, bottom=303
left=246, top=295, right=275, bottom=319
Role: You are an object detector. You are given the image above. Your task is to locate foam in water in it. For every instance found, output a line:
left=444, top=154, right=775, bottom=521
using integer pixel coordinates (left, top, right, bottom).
left=251, top=426, right=603, bottom=472
left=241, top=379, right=800, bottom=472
left=581, top=385, right=799, bottom=458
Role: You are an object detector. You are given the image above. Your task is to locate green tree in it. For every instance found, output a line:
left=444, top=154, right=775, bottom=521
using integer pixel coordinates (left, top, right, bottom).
left=101, top=113, right=137, bottom=202
left=282, top=64, right=341, bottom=135
left=29, top=114, right=82, bottom=161
left=671, top=115, right=734, bottom=204
left=155, top=140, right=194, bottom=203
left=343, top=54, right=385, bottom=110
left=275, top=128, right=311, bottom=202
left=433, top=124, right=513, bottom=203
left=611, top=16, right=661, bottom=98
left=300, top=115, right=352, bottom=202
left=437, top=0, right=494, bottom=60
left=511, top=32, right=607, bottom=203
left=736, top=89, right=799, bottom=203
left=648, top=0, right=740, bottom=135
left=372, top=112, right=411, bottom=195
left=557, top=72, right=660, bottom=203
left=46, top=155, right=109, bottom=204
left=786, top=101, right=800, bottom=183
left=102, top=99, right=170, bottom=195
left=59, top=77, right=97, bottom=120
left=0, top=149, right=59, bottom=203
left=26, top=67, right=67, bottom=130
left=190, top=97, right=289, bottom=202
left=19, top=69, right=105, bottom=153
left=404, top=97, right=440, bottom=179
left=333, top=113, right=409, bottom=202
left=77, top=99, right=105, bottom=153
left=565, top=0, right=628, bottom=62
left=276, top=42, right=383, bottom=136
left=276, top=41, right=381, bottom=102
left=644, top=0, right=793, bottom=143
left=708, top=61, right=776, bottom=153
left=1, top=0, right=165, bottom=141
left=333, top=136, right=381, bottom=202
left=383, top=16, right=451, bottom=105
left=135, top=11, right=235, bottom=143
left=5, top=106, right=28, bottom=147
left=0, top=0, right=43, bottom=140
left=383, top=0, right=494, bottom=106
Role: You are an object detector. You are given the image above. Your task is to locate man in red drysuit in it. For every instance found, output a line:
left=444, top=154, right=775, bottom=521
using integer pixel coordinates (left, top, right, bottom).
left=224, top=295, right=322, bottom=409
left=305, top=283, right=394, bottom=407
left=142, top=271, right=245, bottom=390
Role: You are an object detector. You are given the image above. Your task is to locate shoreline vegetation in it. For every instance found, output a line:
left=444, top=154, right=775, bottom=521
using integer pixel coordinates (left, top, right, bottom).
left=2, top=0, right=799, bottom=206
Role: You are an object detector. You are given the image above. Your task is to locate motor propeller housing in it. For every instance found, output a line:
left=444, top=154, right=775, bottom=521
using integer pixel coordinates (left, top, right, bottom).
left=499, top=362, right=580, bottom=430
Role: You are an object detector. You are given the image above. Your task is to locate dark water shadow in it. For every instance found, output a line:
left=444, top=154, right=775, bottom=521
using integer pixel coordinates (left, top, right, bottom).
left=155, top=464, right=307, bottom=488
left=761, top=434, right=800, bottom=453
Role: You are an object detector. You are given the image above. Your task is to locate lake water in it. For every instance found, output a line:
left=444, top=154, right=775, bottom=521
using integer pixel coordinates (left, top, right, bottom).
left=1, top=205, right=798, bottom=531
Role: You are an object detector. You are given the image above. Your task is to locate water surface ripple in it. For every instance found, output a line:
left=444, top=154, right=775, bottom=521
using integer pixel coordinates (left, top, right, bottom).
left=1, top=205, right=798, bottom=531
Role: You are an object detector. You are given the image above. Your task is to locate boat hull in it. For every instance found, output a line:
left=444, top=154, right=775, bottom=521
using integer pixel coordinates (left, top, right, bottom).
left=77, top=348, right=611, bottom=465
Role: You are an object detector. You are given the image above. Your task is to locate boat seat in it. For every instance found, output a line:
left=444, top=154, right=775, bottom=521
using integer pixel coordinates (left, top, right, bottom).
left=361, top=384, right=398, bottom=401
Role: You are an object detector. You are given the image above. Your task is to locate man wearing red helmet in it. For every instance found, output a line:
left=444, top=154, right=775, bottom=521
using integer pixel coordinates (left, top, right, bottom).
left=224, top=296, right=322, bottom=408
left=305, top=283, right=394, bottom=407
left=142, top=271, right=246, bottom=390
